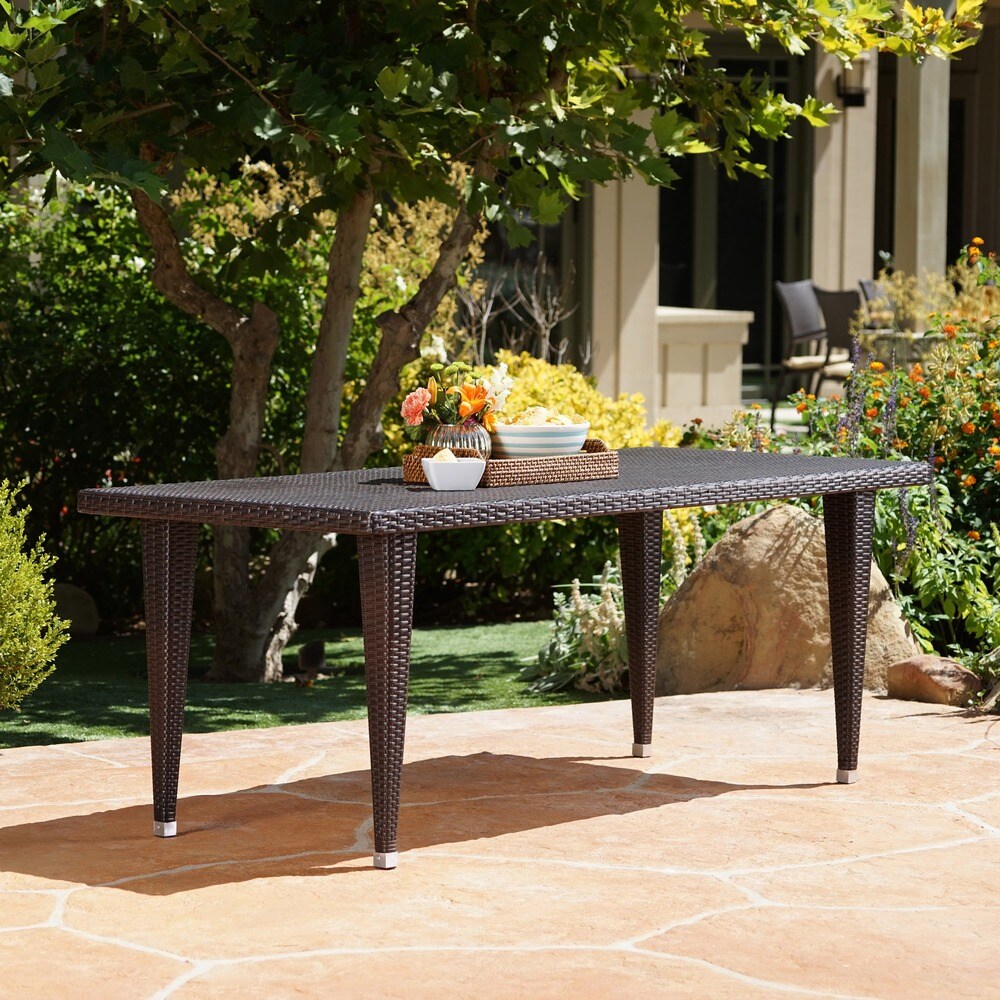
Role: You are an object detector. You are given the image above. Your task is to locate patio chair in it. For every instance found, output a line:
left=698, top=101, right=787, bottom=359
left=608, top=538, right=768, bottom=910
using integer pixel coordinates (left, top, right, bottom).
left=771, top=279, right=828, bottom=428
left=815, top=287, right=861, bottom=389
left=859, top=278, right=895, bottom=327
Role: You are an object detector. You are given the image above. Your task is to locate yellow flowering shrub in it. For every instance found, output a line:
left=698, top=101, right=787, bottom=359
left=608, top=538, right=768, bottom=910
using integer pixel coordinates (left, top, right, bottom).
left=490, top=350, right=681, bottom=448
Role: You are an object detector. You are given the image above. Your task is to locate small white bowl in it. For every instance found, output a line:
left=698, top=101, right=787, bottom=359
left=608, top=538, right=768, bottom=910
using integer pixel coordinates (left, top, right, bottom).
left=492, top=421, right=589, bottom=459
left=421, top=456, right=486, bottom=491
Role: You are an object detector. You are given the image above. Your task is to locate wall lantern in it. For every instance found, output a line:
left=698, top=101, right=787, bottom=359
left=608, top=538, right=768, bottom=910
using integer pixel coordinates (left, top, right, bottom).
left=837, top=53, right=870, bottom=108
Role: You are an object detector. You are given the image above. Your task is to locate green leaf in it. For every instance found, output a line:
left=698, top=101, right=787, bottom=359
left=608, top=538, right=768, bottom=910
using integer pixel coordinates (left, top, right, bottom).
left=252, top=107, right=284, bottom=141
left=39, top=128, right=93, bottom=177
left=376, top=66, right=408, bottom=101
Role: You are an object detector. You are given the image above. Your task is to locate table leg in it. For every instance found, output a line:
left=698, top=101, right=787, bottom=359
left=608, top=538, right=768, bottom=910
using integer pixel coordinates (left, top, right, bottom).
left=140, top=519, right=198, bottom=838
left=823, top=491, right=876, bottom=784
left=357, top=532, right=417, bottom=870
left=617, top=511, right=663, bottom=758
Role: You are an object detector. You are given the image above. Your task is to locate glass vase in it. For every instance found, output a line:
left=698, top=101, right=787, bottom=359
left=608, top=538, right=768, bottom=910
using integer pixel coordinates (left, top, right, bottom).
left=425, top=421, right=492, bottom=460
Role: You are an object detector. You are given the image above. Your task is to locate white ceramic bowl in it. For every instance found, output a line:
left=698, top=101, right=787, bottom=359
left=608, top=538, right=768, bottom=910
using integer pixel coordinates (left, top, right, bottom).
left=421, top=456, right=486, bottom=491
left=491, top=422, right=589, bottom=459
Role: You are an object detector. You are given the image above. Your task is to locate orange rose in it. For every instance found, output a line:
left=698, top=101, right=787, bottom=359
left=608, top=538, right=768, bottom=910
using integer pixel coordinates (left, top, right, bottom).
left=962, top=422, right=976, bottom=435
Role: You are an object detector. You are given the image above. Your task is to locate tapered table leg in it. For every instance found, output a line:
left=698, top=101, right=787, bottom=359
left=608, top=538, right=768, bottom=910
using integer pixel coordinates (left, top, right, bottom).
left=823, top=491, right=876, bottom=784
left=357, top=532, right=417, bottom=869
left=140, top=519, right=199, bottom=837
left=617, top=511, right=663, bottom=758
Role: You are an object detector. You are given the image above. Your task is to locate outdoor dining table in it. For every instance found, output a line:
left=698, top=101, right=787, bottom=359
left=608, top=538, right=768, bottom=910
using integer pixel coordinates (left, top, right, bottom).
left=78, top=447, right=932, bottom=869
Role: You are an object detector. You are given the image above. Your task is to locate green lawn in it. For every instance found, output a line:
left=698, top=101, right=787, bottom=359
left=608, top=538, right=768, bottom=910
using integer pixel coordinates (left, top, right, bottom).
left=0, top=621, right=612, bottom=749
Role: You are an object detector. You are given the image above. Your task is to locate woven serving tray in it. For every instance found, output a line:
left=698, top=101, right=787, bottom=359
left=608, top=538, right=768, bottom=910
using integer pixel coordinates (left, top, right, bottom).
left=403, top=438, right=619, bottom=488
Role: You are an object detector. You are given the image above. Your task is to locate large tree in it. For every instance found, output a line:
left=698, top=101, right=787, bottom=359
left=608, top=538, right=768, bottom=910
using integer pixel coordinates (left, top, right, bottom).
left=0, top=0, right=981, bottom=681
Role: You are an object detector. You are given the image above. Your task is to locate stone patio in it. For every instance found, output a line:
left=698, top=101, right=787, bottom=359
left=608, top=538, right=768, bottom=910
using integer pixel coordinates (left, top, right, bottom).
left=1, top=689, right=998, bottom=999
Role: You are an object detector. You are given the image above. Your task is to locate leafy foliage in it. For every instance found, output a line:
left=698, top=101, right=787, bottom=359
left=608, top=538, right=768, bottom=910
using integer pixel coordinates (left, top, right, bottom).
left=0, top=480, right=68, bottom=711
left=0, top=183, right=228, bottom=614
left=2, top=0, right=982, bottom=236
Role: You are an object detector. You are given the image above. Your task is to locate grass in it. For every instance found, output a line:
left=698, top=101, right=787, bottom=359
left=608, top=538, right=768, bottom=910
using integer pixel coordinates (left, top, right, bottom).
left=0, top=621, right=613, bottom=749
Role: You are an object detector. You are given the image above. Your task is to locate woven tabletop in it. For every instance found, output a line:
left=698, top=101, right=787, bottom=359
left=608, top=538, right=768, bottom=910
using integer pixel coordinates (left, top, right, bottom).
left=77, top=448, right=932, bottom=535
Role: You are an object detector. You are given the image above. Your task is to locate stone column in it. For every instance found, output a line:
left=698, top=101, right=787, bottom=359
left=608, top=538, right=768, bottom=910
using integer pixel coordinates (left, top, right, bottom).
left=589, top=176, right=660, bottom=407
left=893, top=57, right=950, bottom=276
left=811, top=52, right=880, bottom=288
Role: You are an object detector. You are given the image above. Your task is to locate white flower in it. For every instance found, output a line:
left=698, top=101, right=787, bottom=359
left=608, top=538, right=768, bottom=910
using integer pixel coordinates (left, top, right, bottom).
left=395, top=274, right=407, bottom=292
left=420, top=334, right=448, bottom=364
left=485, top=361, right=514, bottom=412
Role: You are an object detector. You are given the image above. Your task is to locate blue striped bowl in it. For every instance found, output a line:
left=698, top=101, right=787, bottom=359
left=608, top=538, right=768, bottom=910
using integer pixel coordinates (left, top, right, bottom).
left=492, top=422, right=590, bottom=459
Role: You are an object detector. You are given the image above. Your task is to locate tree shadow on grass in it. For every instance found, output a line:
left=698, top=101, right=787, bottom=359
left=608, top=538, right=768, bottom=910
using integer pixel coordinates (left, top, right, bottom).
left=0, top=752, right=824, bottom=894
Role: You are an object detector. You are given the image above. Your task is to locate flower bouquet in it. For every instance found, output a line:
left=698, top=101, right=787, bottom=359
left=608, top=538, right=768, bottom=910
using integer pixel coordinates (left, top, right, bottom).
left=400, top=361, right=514, bottom=460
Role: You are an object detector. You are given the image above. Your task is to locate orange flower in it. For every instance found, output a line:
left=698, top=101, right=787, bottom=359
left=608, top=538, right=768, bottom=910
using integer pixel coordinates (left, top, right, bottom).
left=933, top=455, right=946, bottom=467
left=481, top=409, right=497, bottom=433
left=427, top=376, right=438, bottom=404
left=830, top=393, right=842, bottom=402
left=456, top=383, right=489, bottom=419
left=871, top=426, right=882, bottom=437
left=796, top=401, right=808, bottom=413
left=943, top=324, right=958, bottom=339
left=961, top=422, right=976, bottom=435
left=989, top=444, right=1000, bottom=456
left=918, top=386, right=931, bottom=399
left=972, top=236, right=985, bottom=246
left=968, top=530, right=981, bottom=540
left=995, top=459, right=1000, bottom=471
left=865, top=407, right=879, bottom=419
left=989, top=341, right=998, bottom=350
left=969, top=245, right=981, bottom=259
left=900, top=396, right=912, bottom=408
left=868, top=361, right=885, bottom=372
left=962, top=474, right=977, bottom=487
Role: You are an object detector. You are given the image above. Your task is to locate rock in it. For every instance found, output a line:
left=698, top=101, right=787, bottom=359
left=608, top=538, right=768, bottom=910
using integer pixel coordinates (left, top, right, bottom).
left=52, top=583, right=100, bottom=639
left=887, top=655, right=981, bottom=706
left=656, top=505, right=919, bottom=696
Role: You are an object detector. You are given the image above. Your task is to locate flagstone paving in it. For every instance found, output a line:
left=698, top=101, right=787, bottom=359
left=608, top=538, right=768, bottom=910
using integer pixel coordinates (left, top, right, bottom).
left=1, top=689, right=997, bottom=999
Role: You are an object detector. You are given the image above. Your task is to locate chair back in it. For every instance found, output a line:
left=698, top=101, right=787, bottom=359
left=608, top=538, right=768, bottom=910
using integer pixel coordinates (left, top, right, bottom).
left=814, top=288, right=861, bottom=354
left=774, top=280, right=825, bottom=355
left=858, top=279, right=878, bottom=304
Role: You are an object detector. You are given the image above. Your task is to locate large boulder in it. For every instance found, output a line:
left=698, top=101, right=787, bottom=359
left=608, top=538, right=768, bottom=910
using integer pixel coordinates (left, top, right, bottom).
left=887, top=655, right=981, bottom=706
left=656, top=504, right=919, bottom=695
left=53, top=583, right=100, bottom=639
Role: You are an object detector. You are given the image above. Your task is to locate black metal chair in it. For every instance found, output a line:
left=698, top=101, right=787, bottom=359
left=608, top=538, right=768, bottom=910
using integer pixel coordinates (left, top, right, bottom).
left=815, top=287, right=861, bottom=389
left=771, top=280, right=827, bottom=428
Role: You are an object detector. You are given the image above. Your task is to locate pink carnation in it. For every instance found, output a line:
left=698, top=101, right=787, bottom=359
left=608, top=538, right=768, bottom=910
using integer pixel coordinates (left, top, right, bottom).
left=401, top=387, right=432, bottom=426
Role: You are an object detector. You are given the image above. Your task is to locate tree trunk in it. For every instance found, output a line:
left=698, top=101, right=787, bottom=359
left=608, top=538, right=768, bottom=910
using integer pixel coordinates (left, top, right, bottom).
left=133, top=184, right=479, bottom=681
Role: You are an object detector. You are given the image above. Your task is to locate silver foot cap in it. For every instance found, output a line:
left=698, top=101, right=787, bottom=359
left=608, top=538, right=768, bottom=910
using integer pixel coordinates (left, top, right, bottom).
left=632, top=743, right=652, bottom=758
left=373, top=851, right=398, bottom=869
left=836, top=769, right=858, bottom=784
left=153, top=820, right=177, bottom=838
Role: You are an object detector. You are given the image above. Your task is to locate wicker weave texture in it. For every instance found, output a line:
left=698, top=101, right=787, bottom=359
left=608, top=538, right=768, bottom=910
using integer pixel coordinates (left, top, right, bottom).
left=402, top=439, right=618, bottom=487
left=140, top=520, right=198, bottom=827
left=617, top=512, right=663, bottom=747
left=823, top=491, right=875, bottom=772
left=78, top=448, right=932, bottom=535
left=357, top=532, right=417, bottom=859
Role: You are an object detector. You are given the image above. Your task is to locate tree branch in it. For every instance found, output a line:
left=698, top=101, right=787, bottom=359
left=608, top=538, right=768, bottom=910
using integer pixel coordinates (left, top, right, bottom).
left=131, top=189, right=280, bottom=480
left=336, top=199, right=480, bottom=470
left=298, top=183, right=377, bottom=474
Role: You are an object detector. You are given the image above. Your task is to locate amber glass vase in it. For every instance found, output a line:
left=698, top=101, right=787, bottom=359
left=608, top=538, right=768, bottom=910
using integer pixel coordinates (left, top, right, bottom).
left=424, top=421, right=492, bottom=460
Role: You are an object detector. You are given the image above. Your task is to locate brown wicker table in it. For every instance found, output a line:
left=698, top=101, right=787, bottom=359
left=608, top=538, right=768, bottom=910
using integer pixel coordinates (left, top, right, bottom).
left=78, top=447, right=931, bottom=869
